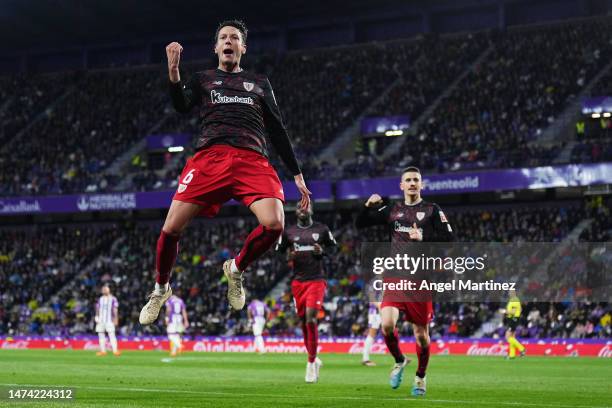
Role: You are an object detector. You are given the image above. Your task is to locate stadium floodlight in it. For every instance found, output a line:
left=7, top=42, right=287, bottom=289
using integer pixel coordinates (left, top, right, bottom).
left=168, top=146, right=185, bottom=152
left=385, top=130, right=404, bottom=136
left=592, top=113, right=601, bottom=119
left=603, top=112, right=611, bottom=118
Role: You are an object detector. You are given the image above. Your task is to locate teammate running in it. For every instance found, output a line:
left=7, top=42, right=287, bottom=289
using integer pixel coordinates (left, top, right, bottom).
left=165, top=292, right=189, bottom=357
left=248, top=299, right=270, bottom=354
left=94, top=284, right=120, bottom=357
left=139, top=19, right=310, bottom=325
left=276, top=205, right=337, bottom=383
left=356, top=167, right=454, bottom=396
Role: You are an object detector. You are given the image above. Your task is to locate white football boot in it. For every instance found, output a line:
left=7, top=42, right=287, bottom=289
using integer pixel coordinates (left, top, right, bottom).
left=305, top=362, right=317, bottom=383
left=139, top=286, right=172, bottom=325
left=223, top=259, right=245, bottom=310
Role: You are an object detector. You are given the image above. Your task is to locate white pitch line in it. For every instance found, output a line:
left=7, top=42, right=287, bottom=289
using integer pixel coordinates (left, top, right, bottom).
left=0, top=383, right=609, bottom=408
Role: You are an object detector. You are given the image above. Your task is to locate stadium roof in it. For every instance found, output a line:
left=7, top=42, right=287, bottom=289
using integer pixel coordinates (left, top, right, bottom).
left=0, top=0, right=411, bottom=52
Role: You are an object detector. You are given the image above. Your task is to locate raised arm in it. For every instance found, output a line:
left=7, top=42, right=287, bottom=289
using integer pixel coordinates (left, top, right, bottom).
left=355, top=194, right=391, bottom=228
left=166, top=42, right=202, bottom=113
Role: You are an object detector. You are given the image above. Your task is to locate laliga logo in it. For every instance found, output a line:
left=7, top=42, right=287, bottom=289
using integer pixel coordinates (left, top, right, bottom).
left=598, top=346, right=612, bottom=358
left=1, top=340, right=29, bottom=349
left=348, top=342, right=387, bottom=354
left=193, top=341, right=207, bottom=352
left=83, top=341, right=99, bottom=350
left=467, top=344, right=507, bottom=356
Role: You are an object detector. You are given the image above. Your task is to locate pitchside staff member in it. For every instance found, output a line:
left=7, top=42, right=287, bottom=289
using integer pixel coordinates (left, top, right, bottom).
left=356, top=166, right=454, bottom=397
left=503, top=289, right=526, bottom=359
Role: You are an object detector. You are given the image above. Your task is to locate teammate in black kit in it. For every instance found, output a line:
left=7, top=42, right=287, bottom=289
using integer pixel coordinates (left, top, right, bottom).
left=356, top=167, right=454, bottom=397
left=276, top=205, right=337, bottom=383
left=140, top=20, right=311, bottom=326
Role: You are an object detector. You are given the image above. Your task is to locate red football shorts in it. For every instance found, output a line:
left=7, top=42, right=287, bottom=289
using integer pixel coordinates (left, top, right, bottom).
left=291, top=279, right=327, bottom=318
left=173, top=145, right=285, bottom=217
left=380, top=301, right=433, bottom=326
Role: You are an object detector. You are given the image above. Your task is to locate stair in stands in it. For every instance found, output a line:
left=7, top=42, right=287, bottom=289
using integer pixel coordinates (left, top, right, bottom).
left=319, top=76, right=402, bottom=163
left=542, top=59, right=612, bottom=158
left=1, top=86, right=76, bottom=154
left=381, top=45, right=494, bottom=160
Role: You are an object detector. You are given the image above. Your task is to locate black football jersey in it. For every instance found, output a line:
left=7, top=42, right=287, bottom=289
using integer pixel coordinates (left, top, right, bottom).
left=169, top=68, right=300, bottom=175
left=356, top=199, right=454, bottom=242
left=276, top=222, right=337, bottom=281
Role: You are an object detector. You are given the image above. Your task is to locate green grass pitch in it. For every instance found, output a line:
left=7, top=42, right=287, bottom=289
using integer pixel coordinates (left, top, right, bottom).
left=0, top=350, right=610, bottom=408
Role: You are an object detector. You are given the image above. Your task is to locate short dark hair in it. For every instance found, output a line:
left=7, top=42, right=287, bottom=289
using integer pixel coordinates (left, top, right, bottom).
left=402, top=166, right=421, bottom=174
left=215, top=19, right=248, bottom=44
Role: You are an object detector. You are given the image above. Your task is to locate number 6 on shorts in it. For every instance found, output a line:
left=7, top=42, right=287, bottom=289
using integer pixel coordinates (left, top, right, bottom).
left=182, top=169, right=195, bottom=184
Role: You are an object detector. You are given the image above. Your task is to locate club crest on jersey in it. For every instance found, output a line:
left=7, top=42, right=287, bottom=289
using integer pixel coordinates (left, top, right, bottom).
left=312, top=233, right=320, bottom=241
left=416, top=212, right=425, bottom=221
left=243, top=82, right=254, bottom=92
left=439, top=211, right=448, bottom=223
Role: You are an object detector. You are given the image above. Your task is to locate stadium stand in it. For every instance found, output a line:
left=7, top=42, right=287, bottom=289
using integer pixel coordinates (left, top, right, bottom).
left=368, top=19, right=612, bottom=176
left=3, top=201, right=608, bottom=339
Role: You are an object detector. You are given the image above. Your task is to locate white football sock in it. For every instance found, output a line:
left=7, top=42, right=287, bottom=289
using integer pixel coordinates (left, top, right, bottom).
left=108, top=331, right=118, bottom=353
left=363, top=335, right=374, bottom=361
left=230, top=259, right=239, bottom=274
left=255, top=335, right=265, bottom=352
left=169, top=334, right=181, bottom=352
left=98, top=333, right=106, bottom=353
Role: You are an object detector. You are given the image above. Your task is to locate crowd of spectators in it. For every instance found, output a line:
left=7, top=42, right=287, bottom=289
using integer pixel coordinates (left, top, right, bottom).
left=570, top=70, right=612, bottom=162
left=363, top=19, right=612, bottom=176
left=3, top=200, right=608, bottom=340
left=0, top=73, right=71, bottom=147
left=319, top=202, right=592, bottom=338
left=5, top=19, right=611, bottom=196
left=0, top=224, right=120, bottom=335
left=486, top=302, right=611, bottom=339
left=0, top=218, right=290, bottom=337
left=126, top=33, right=487, bottom=186
left=0, top=68, right=167, bottom=196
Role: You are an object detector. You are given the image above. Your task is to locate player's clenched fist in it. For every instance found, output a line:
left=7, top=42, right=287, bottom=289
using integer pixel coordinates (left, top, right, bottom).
left=365, top=194, right=383, bottom=208
left=166, top=42, right=183, bottom=83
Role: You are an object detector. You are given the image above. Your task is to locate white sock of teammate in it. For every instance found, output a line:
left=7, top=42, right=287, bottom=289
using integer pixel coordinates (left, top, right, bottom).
left=98, top=333, right=107, bottom=353
left=169, top=334, right=180, bottom=353
left=108, top=331, right=118, bottom=353
left=363, top=335, right=374, bottom=362
left=255, top=335, right=265, bottom=353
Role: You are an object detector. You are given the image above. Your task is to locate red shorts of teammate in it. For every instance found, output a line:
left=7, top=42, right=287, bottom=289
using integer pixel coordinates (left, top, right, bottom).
left=173, top=144, right=285, bottom=217
left=291, top=279, right=327, bottom=318
left=380, top=301, right=433, bottom=326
